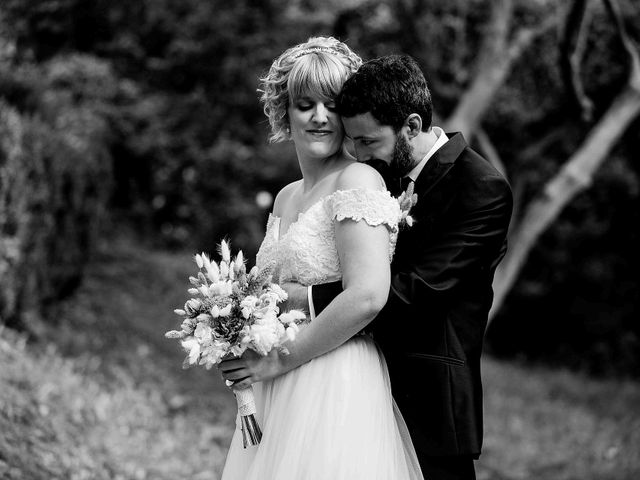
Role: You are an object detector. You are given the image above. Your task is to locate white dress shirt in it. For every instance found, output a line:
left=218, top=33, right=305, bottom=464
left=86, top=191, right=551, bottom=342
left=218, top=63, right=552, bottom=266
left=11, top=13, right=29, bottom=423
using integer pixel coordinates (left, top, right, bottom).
left=406, top=126, right=448, bottom=182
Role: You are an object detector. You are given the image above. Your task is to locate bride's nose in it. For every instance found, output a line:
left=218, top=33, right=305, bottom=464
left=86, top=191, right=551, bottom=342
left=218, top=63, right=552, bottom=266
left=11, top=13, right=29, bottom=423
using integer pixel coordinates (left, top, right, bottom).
left=311, top=103, right=329, bottom=124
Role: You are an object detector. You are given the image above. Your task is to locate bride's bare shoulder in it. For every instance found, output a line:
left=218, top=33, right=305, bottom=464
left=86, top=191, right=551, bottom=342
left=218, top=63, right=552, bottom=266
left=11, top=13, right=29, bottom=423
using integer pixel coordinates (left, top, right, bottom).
left=273, top=180, right=302, bottom=217
left=336, top=162, right=386, bottom=191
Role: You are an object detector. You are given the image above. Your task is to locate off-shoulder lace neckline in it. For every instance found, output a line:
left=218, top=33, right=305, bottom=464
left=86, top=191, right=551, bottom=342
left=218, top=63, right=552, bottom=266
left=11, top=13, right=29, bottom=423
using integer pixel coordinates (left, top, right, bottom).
left=270, top=187, right=391, bottom=241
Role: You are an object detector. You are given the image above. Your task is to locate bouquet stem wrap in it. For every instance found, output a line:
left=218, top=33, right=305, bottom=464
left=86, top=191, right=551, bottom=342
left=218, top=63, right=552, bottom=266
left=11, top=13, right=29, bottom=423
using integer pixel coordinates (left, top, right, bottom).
left=233, top=385, right=262, bottom=447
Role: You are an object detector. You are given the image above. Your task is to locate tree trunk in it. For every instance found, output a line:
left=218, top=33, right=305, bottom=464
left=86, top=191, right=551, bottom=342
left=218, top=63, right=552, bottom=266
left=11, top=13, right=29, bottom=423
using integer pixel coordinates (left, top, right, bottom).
left=489, top=83, right=640, bottom=320
left=445, top=1, right=557, bottom=140
left=445, top=0, right=512, bottom=139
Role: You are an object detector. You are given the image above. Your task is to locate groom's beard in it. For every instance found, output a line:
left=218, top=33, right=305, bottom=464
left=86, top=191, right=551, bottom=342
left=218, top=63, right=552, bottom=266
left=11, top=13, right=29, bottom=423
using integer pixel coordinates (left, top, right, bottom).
left=390, top=134, right=415, bottom=177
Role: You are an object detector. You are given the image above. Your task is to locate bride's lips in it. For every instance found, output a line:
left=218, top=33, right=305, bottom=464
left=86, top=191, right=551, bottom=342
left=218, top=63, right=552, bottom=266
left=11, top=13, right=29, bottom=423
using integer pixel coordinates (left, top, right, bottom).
left=306, top=129, right=333, bottom=136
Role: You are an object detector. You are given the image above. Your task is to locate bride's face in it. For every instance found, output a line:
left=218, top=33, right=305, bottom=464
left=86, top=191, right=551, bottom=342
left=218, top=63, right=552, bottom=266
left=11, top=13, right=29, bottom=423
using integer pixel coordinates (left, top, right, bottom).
left=287, top=95, right=344, bottom=160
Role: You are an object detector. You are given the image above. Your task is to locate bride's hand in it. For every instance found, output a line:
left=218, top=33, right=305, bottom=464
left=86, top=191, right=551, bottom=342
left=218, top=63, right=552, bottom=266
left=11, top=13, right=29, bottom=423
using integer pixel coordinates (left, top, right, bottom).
left=218, top=349, right=285, bottom=390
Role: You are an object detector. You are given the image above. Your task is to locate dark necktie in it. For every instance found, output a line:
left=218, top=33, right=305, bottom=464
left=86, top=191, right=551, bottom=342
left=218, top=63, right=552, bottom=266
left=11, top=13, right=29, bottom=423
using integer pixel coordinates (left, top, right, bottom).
left=400, top=176, right=413, bottom=193
left=391, top=176, right=413, bottom=196
left=387, top=176, right=409, bottom=197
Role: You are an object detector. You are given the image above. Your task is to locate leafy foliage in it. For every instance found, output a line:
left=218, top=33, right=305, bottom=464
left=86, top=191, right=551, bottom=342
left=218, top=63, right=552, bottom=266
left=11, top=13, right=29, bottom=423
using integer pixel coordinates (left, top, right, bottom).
left=0, top=54, right=116, bottom=327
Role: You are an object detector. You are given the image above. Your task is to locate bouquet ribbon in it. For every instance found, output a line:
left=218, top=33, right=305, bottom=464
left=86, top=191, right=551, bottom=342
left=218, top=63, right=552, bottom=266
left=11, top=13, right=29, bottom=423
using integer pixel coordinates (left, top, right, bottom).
left=227, top=382, right=262, bottom=447
left=234, top=385, right=257, bottom=416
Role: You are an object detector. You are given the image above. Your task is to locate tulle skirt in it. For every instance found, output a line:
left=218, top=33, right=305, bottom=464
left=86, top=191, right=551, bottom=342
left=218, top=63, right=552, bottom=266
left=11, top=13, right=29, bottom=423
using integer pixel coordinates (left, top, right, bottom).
left=221, top=335, right=424, bottom=480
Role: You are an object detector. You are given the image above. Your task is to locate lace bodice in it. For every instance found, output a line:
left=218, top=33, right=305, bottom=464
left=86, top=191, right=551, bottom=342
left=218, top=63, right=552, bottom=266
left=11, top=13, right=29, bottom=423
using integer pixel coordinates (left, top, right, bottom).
left=256, top=188, right=401, bottom=286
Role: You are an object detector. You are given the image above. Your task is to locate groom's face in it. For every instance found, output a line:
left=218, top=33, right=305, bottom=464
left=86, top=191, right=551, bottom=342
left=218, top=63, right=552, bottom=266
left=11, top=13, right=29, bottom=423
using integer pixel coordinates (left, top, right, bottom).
left=343, top=112, right=414, bottom=176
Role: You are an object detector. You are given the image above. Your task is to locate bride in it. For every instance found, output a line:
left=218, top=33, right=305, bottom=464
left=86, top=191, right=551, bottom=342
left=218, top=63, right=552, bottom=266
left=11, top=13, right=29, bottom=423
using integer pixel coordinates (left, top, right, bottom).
left=219, top=37, right=423, bottom=480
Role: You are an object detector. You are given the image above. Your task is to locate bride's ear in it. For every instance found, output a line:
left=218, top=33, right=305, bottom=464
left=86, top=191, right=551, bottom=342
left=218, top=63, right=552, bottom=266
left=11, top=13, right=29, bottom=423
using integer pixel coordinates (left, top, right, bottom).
left=404, top=114, right=422, bottom=138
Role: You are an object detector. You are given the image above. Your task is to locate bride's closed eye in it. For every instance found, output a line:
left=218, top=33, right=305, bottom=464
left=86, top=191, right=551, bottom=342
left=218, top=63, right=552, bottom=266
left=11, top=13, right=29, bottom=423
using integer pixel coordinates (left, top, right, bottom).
left=295, top=102, right=313, bottom=111
left=294, top=100, right=337, bottom=112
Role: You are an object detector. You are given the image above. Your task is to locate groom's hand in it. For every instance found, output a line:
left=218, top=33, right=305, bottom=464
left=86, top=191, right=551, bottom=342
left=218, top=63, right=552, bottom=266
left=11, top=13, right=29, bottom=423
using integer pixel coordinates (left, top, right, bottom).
left=218, top=349, right=285, bottom=390
left=280, top=281, right=309, bottom=314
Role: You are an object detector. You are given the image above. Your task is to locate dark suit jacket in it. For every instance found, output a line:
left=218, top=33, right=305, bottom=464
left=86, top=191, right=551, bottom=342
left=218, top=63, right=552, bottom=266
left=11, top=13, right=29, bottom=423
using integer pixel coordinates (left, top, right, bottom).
left=312, top=132, right=513, bottom=458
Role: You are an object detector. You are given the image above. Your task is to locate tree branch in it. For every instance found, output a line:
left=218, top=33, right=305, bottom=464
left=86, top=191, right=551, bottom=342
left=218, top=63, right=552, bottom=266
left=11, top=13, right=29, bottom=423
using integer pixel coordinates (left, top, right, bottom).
left=444, top=0, right=513, bottom=138
left=508, top=8, right=558, bottom=62
left=490, top=83, right=640, bottom=320
left=445, top=0, right=558, bottom=140
left=603, top=0, right=640, bottom=90
left=475, top=128, right=507, bottom=180
left=518, top=128, right=567, bottom=165
left=560, top=0, right=594, bottom=121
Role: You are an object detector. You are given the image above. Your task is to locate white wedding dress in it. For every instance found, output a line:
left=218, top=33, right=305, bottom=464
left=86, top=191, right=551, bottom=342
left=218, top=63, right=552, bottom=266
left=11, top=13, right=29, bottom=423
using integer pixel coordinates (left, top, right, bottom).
left=221, top=188, right=424, bottom=480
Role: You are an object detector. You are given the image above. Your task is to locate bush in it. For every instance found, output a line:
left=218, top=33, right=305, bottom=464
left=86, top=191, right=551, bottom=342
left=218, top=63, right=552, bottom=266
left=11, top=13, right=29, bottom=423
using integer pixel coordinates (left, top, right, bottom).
left=0, top=55, right=115, bottom=329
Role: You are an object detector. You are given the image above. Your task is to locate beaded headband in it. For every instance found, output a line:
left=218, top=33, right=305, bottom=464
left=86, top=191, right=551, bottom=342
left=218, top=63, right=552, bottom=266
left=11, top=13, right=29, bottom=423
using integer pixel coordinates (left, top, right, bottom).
left=292, top=46, right=341, bottom=59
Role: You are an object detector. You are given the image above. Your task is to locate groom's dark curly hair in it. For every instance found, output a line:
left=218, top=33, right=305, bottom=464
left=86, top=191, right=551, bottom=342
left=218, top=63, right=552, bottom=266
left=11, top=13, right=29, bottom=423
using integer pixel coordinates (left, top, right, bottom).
left=336, top=54, right=433, bottom=132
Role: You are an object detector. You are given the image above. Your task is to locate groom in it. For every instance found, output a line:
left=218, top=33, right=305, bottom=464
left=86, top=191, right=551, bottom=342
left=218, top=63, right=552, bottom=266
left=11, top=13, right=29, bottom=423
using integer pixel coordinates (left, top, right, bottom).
left=310, top=54, right=512, bottom=479
left=221, top=55, right=512, bottom=480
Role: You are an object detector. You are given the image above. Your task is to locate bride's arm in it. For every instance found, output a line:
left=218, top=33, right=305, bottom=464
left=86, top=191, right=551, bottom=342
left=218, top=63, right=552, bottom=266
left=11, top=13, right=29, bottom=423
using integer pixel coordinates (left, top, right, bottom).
left=219, top=163, right=391, bottom=387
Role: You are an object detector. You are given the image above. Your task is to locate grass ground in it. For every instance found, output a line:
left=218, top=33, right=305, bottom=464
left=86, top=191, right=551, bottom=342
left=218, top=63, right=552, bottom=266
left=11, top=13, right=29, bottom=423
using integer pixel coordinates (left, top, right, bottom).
left=1, top=238, right=236, bottom=480
left=479, top=358, right=640, bottom=479
left=1, top=237, right=638, bottom=479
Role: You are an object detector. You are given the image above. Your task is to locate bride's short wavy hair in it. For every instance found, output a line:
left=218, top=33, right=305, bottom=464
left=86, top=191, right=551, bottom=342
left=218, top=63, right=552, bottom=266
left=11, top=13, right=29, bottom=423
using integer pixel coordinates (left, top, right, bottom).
left=259, top=37, right=362, bottom=143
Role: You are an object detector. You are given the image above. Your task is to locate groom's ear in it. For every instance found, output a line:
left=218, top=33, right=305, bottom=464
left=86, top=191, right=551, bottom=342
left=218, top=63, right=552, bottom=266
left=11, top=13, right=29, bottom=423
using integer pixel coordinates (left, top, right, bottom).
left=404, top=114, right=422, bottom=138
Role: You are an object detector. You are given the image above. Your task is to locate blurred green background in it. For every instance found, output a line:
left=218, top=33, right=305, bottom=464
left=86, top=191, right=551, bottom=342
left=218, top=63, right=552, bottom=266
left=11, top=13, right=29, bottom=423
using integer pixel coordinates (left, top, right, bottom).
left=1, top=1, right=639, bottom=478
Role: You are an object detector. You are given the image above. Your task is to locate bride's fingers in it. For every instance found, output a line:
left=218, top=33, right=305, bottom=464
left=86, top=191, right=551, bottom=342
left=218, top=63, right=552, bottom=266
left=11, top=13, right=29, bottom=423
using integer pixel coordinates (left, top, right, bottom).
left=221, top=368, right=250, bottom=381
left=230, top=378, right=252, bottom=390
left=224, top=375, right=252, bottom=390
left=218, top=359, right=246, bottom=372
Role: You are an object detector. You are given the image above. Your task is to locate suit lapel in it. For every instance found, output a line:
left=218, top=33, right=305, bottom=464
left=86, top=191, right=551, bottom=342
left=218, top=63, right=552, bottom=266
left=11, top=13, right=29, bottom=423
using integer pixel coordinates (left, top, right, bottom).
left=413, top=132, right=467, bottom=198
left=394, top=132, right=468, bottom=261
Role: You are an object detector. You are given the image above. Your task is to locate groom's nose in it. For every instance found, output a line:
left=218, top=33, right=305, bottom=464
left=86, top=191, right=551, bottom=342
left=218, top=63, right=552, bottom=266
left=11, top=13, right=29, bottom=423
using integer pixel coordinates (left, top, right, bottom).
left=353, top=144, right=369, bottom=162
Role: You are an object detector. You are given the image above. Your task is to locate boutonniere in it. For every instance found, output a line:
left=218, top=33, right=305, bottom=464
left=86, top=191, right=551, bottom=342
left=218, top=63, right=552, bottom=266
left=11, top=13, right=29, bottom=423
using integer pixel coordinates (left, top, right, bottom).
left=397, top=181, right=418, bottom=229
